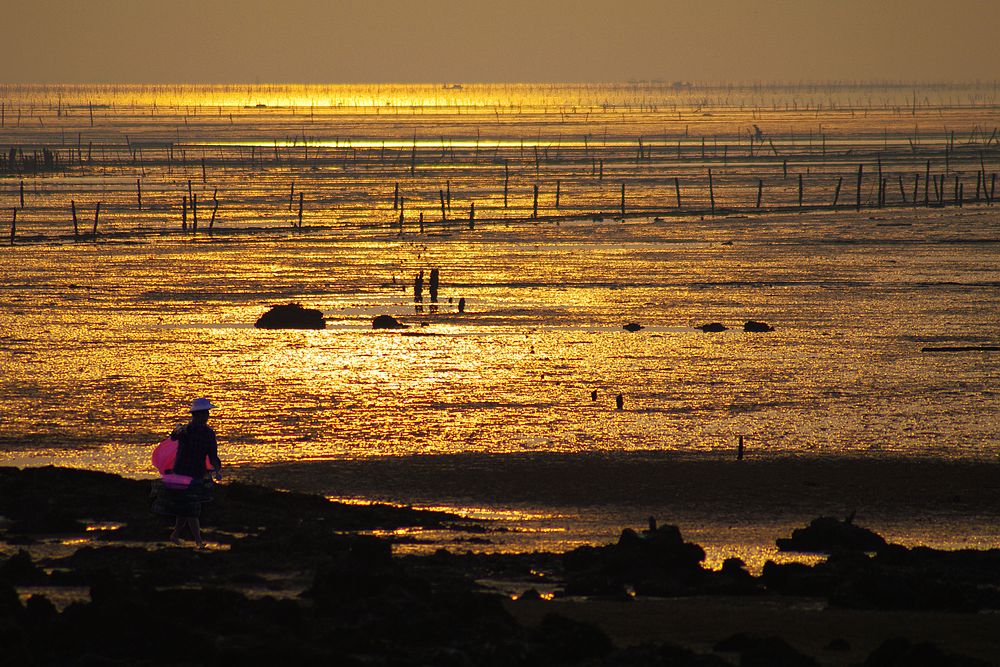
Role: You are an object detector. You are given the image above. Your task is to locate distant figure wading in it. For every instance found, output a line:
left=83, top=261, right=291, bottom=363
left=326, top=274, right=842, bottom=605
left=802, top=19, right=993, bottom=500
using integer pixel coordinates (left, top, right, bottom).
left=151, top=398, right=223, bottom=548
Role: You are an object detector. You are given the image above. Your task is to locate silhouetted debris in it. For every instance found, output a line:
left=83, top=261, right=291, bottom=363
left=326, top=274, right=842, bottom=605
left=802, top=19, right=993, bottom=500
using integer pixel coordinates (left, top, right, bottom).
left=372, top=314, right=407, bottom=329
left=254, top=303, right=325, bottom=329
left=623, top=322, right=644, bottom=331
left=699, top=322, right=728, bottom=332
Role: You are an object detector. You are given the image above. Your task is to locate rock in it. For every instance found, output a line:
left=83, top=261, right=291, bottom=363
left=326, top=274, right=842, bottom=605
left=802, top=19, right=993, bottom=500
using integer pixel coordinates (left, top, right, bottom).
left=0, top=550, right=48, bottom=585
left=372, top=314, right=407, bottom=329
left=516, top=588, right=542, bottom=602
left=864, top=637, right=992, bottom=667
left=715, top=634, right=818, bottom=667
left=531, top=613, right=615, bottom=664
left=699, top=322, right=727, bottom=332
left=563, top=524, right=707, bottom=598
left=776, top=516, right=888, bottom=554
left=254, top=303, right=325, bottom=330
left=825, top=638, right=851, bottom=652
left=623, top=322, right=644, bottom=332
left=744, top=320, right=774, bottom=332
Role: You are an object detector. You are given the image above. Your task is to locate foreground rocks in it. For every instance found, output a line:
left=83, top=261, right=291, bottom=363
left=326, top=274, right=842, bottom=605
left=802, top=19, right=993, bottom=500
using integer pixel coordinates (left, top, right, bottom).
left=3, top=467, right=999, bottom=665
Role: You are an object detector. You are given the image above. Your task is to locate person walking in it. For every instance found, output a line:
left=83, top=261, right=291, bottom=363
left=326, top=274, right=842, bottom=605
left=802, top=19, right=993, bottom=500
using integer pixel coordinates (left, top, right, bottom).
left=154, top=397, right=223, bottom=548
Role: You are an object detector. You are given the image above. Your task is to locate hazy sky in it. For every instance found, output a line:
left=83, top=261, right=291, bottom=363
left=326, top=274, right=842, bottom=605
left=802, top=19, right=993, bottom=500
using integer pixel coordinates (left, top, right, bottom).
left=7, top=0, right=999, bottom=83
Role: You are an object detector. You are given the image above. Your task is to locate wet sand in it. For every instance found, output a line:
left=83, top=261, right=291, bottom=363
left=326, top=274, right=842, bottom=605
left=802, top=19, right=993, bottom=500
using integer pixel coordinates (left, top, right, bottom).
left=240, top=453, right=1000, bottom=559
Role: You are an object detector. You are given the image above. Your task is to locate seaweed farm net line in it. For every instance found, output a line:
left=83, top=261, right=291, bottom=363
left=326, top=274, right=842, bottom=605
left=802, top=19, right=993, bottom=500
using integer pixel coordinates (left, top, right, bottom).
left=1, top=84, right=999, bottom=239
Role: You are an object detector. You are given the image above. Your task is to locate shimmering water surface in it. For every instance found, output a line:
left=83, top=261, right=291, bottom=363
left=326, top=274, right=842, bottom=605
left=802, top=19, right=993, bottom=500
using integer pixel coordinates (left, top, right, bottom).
left=1, top=84, right=999, bottom=561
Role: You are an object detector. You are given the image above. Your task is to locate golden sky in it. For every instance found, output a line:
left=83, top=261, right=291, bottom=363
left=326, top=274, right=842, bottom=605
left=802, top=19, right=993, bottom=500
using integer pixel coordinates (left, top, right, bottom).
left=8, top=0, right=1000, bottom=83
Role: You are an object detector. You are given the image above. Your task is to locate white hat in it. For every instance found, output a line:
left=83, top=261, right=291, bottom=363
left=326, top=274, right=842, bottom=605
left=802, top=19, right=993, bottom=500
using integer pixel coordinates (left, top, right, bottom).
left=190, top=397, right=217, bottom=412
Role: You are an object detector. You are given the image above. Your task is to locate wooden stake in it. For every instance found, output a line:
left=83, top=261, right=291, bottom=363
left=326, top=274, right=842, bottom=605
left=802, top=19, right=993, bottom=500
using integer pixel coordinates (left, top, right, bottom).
left=439, top=190, right=447, bottom=221
left=209, top=190, right=219, bottom=230
left=192, top=194, right=198, bottom=233
left=756, top=179, right=763, bottom=208
left=182, top=196, right=187, bottom=231
left=136, top=179, right=142, bottom=210
left=503, top=162, right=509, bottom=208
left=833, top=176, right=843, bottom=207
left=393, top=182, right=399, bottom=210
left=469, top=202, right=475, bottom=230
left=798, top=173, right=803, bottom=209
left=92, top=202, right=100, bottom=241
left=924, top=161, right=931, bottom=207
left=19, top=180, right=24, bottom=208
left=71, top=200, right=78, bottom=241
left=419, top=211, right=424, bottom=234
left=8, top=208, right=14, bottom=245
left=620, top=182, right=626, bottom=217
left=856, top=164, right=863, bottom=211
left=555, top=179, right=561, bottom=209
left=708, top=169, right=715, bottom=214
left=289, top=181, right=295, bottom=211
left=298, top=192, right=304, bottom=228
left=674, top=177, right=681, bottom=208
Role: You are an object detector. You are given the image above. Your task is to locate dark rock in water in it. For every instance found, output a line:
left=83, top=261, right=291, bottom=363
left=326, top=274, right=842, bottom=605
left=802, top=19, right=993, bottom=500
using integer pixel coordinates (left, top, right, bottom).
left=623, top=322, right=644, bottom=332
left=699, top=322, right=728, bottom=332
left=776, top=516, right=887, bottom=553
left=744, top=320, right=774, bottom=332
left=254, top=303, right=325, bottom=329
left=372, top=314, right=407, bottom=329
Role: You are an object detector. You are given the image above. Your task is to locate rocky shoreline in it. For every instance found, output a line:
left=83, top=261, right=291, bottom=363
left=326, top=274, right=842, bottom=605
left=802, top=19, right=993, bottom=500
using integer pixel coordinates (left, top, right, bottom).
left=2, top=466, right=997, bottom=666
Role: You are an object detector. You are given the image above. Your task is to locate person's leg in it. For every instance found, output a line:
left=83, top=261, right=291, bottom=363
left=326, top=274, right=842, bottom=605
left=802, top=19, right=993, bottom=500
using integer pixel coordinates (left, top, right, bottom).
left=170, top=517, right=183, bottom=544
left=188, top=517, right=204, bottom=548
